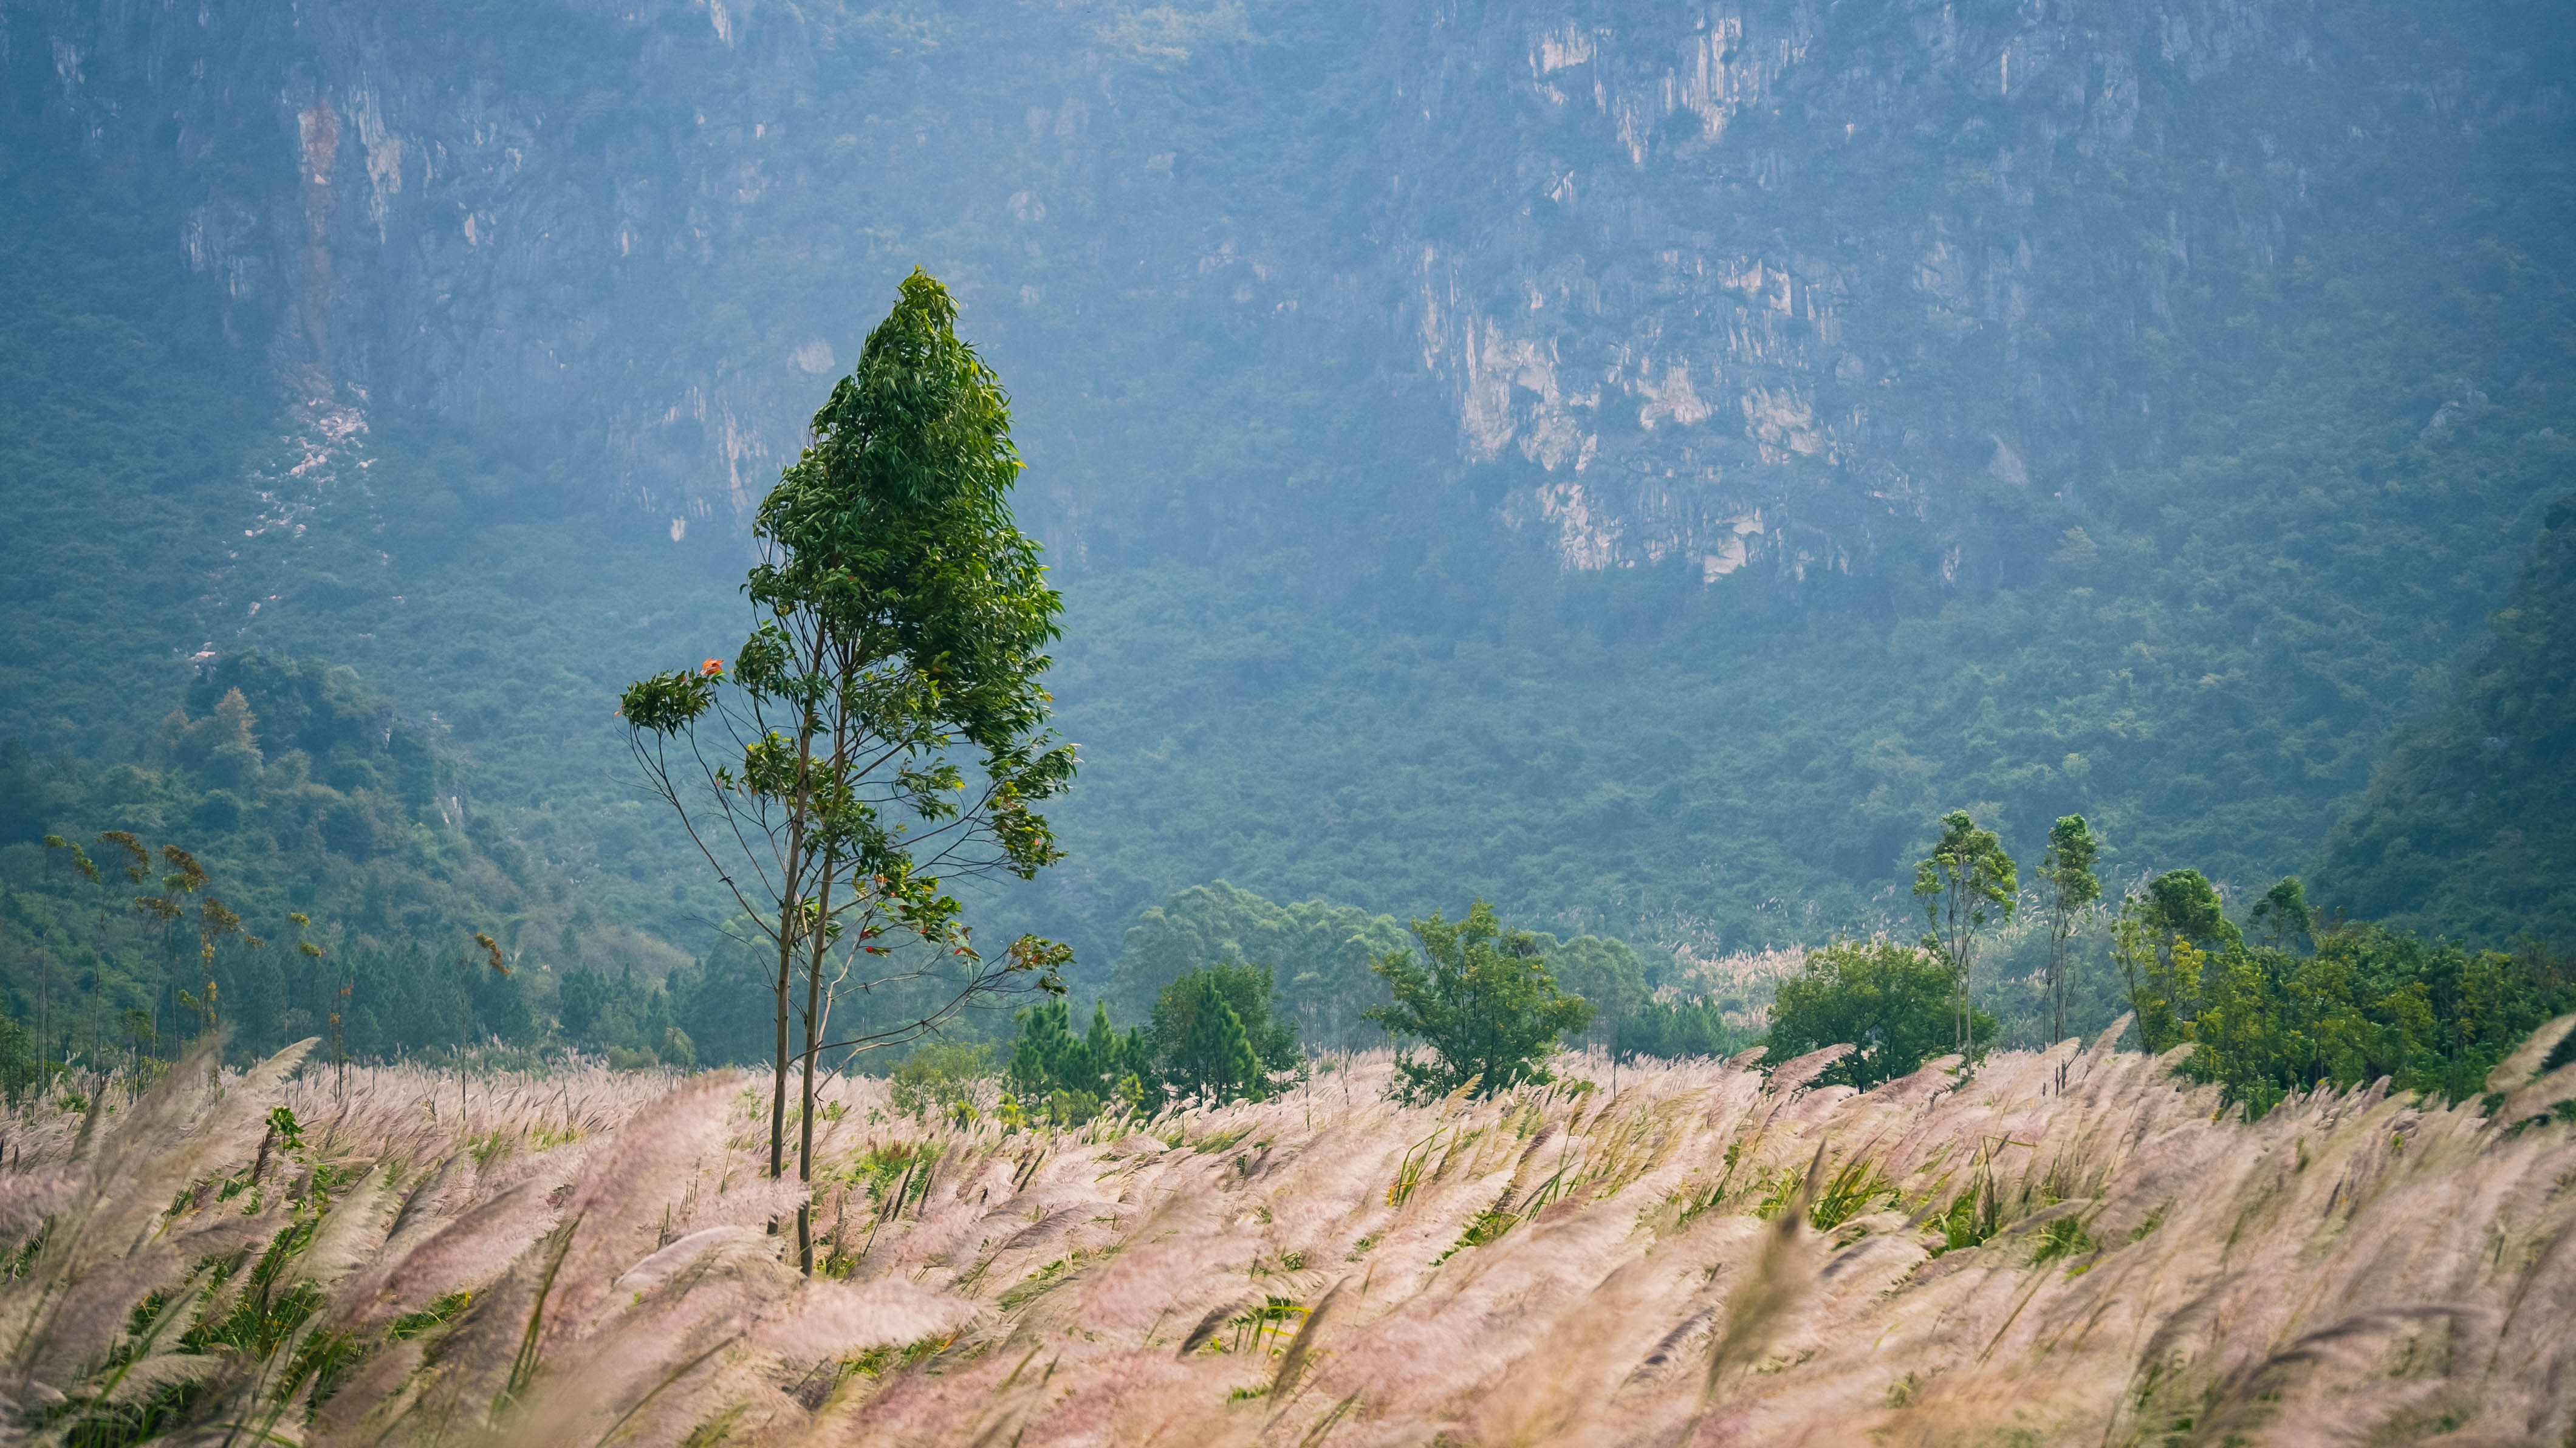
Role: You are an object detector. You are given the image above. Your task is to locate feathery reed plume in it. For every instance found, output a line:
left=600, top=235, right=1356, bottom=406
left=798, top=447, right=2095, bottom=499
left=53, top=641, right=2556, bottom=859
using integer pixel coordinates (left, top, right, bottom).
left=1702, top=1146, right=1823, bottom=1404
left=0, top=1039, right=2569, bottom=1446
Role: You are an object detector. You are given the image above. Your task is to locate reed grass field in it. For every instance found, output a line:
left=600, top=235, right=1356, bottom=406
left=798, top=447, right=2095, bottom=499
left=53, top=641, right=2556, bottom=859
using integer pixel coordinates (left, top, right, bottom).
left=3, top=1019, right=2572, bottom=1447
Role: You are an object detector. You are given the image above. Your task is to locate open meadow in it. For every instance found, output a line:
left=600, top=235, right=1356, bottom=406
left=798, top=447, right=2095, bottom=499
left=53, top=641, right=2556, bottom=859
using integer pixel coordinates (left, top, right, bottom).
left=2, top=1022, right=2572, bottom=1447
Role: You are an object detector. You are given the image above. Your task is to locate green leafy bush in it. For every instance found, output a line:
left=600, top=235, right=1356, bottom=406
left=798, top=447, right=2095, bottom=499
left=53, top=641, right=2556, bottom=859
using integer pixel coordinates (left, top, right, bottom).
left=1766, top=940, right=1995, bottom=1090
left=2165, top=923, right=2575, bottom=1115
left=1366, top=901, right=1594, bottom=1102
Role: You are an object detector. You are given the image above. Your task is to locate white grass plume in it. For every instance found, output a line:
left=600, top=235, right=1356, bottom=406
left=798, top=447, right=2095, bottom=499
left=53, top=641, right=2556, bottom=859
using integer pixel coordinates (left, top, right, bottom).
left=5, top=1040, right=2574, bottom=1446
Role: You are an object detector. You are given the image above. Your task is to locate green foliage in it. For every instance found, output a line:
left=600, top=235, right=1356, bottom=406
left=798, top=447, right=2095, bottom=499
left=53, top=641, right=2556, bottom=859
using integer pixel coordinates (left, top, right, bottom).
left=2030, top=1214, right=2102, bottom=1266
left=620, top=271, right=1079, bottom=1268
left=1436, top=1207, right=1521, bottom=1264
left=2250, top=877, right=2317, bottom=953
left=2115, top=868, right=2247, bottom=1054
left=1930, top=1167, right=2009, bottom=1257
left=1914, top=811, right=2018, bottom=1053
left=2139, top=869, right=2242, bottom=952
left=1749, top=1164, right=1807, bottom=1222
left=1767, top=940, right=1994, bottom=1090
left=1005, top=961, right=1300, bottom=1116
left=1105, top=881, right=1408, bottom=1050
left=2114, top=909, right=2196, bottom=1057
left=1003, top=1000, right=1142, bottom=1122
left=1149, top=965, right=1291, bottom=1107
left=1806, top=1159, right=1900, bottom=1232
left=850, top=1141, right=945, bottom=1220
left=2167, top=924, right=2575, bottom=1116
left=1365, top=901, right=1594, bottom=1103
left=385, top=1291, right=474, bottom=1342
left=2314, top=497, right=2576, bottom=948
left=1168, top=984, right=1262, bottom=1110
left=1191, top=962, right=1300, bottom=1077
left=618, top=272, right=1078, bottom=976
left=2035, top=815, right=2103, bottom=1042
left=756, top=269, right=1066, bottom=794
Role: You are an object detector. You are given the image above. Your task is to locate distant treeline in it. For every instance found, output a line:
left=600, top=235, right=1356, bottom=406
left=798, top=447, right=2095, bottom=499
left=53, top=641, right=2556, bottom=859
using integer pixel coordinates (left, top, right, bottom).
left=1, top=652, right=2567, bottom=1113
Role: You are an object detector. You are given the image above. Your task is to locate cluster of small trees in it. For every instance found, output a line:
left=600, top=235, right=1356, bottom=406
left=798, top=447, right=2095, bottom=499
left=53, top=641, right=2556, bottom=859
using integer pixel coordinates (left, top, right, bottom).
left=1764, top=807, right=2575, bottom=1113
left=1759, top=808, right=2097, bottom=1090
left=0, top=828, right=369, bottom=1097
left=999, top=898, right=1603, bottom=1118
left=2119, top=875, right=2574, bottom=1113
left=991, top=808, right=2102, bottom=1118
left=999, top=961, right=1299, bottom=1122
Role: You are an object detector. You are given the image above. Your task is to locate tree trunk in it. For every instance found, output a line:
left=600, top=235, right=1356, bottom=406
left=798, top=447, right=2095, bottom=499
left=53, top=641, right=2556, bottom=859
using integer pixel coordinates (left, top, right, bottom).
left=2047, top=926, right=2066, bottom=1043
left=768, top=708, right=820, bottom=1204
left=770, top=930, right=794, bottom=1183
left=796, top=849, right=837, bottom=1276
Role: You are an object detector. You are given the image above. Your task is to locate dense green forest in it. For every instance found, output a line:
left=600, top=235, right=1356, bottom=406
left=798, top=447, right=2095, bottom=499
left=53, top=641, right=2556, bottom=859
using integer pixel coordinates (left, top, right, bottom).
left=3, top=0, right=2574, bottom=1092
left=2314, top=494, right=2576, bottom=946
left=0, top=652, right=688, bottom=1070
left=4, top=163, right=2571, bottom=1081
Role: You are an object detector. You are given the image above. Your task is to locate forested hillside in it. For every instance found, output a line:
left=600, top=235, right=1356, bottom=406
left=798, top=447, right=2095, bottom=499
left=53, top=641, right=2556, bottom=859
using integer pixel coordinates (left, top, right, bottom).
left=2, top=0, right=2572, bottom=1006
left=2314, top=494, right=2576, bottom=944
left=0, top=652, right=706, bottom=1069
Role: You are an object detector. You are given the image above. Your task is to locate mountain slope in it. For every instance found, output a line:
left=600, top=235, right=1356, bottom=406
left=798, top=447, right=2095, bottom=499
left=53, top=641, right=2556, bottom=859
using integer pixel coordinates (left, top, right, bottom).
left=2, top=0, right=2572, bottom=974
left=2314, top=491, right=2576, bottom=946
left=11, top=0, right=2568, bottom=567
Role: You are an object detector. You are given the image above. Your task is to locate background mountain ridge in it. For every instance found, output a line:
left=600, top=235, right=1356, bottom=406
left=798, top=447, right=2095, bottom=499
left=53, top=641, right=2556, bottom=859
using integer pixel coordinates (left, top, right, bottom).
left=2, top=0, right=2571, bottom=988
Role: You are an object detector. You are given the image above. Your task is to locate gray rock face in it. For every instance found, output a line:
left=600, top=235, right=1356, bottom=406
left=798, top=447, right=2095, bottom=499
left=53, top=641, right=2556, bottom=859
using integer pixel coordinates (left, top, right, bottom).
left=1375, top=0, right=2562, bottom=582
left=10, top=0, right=2563, bottom=579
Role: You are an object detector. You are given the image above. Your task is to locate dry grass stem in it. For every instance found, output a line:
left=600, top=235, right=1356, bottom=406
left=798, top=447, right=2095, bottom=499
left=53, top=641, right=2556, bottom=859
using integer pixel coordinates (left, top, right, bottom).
left=1, top=1021, right=2570, bottom=1446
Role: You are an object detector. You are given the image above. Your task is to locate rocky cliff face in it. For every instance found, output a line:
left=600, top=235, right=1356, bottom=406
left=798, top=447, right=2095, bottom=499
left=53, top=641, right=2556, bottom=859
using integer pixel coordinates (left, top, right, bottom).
left=7, top=0, right=2564, bottom=580
left=1379, top=0, right=2568, bottom=582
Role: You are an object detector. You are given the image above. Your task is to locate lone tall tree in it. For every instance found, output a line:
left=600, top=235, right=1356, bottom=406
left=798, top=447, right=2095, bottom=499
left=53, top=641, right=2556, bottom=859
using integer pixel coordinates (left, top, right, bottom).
left=2035, top=814, right=2102, bottom=1043
left=1913, top=810, right=2018, bottom=1053
left=622, top=269, right=1077, bottom=1273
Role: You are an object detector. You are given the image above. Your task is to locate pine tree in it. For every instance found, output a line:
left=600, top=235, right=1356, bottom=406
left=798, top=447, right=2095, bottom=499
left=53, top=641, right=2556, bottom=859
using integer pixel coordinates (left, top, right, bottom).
left=1006, top=998, right=1089, bottom=1099
left=1164, top=975, right=1262, bottom=1106
left=1081, top=1000, right=1149, bottom=1107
